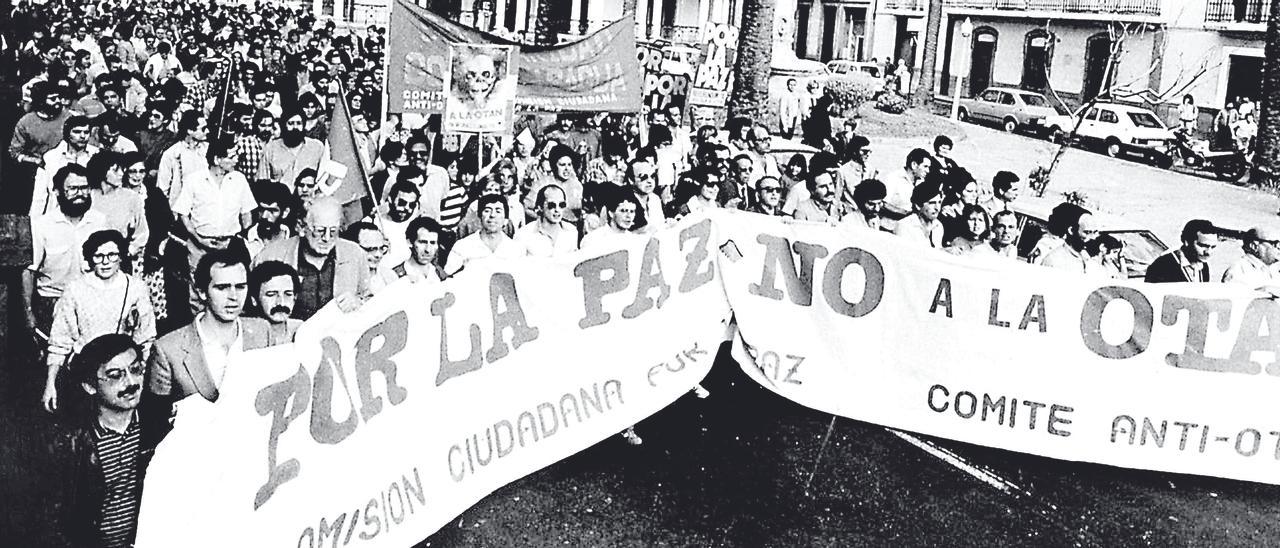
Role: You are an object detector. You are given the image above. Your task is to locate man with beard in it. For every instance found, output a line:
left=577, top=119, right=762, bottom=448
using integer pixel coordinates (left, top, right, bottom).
left=25, top=165, right=108, bottom=345
left=841, top=179, right=886, bottom=230
left=374, top=180, right=422, bottom=269
left=243, top=181, right=293, bottom=258
left=54, top=334, right=161, bottom=548
left=257, top=108, right=328, bottom=193
left=1146, top=219, right=1219, bottom=283
left=377, top=216, right=446, bottom=288
left=892, top=181, right=944, bottom=248
left=244, top=261, right=302, bottom=348
left=156, top=110, right=210, bottom=205
left=32, top=115, right=99, bottom=215
left=255, top=197, right=370, bottom=320
left=1040, top=208, right=1099, bottom=274
left=136, top=106, right=177, bottom=177
left=515, top=184, right=579, bottom=258
left=406, top=136, right=449, bottom=220
left=234, top=110, right=274, bottom=179
left=792, top=163, right=842, bottom=223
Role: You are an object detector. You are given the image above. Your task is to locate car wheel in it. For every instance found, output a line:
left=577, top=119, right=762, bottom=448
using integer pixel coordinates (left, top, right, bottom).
left=1002, top=118, right=1018, bottom=133
left=957, top=108, right=969, bottom=122
left=1217, top=157, right=1248, bottom=181
left=1153, top=154, right=1174, bottom=170
left=1105, top=139, right=1123, bottom=158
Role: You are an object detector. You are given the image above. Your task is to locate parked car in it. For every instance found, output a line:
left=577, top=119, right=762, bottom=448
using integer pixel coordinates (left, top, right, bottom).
left=956, top=87, right=1063, bottom=133
left=1008, top=196, right=1168, bottom=279
left=1041, top=102, right=1175, bottom=164
left=825, top=60, right=885, bottom=81
left=659, top=44, right=702, bottom=77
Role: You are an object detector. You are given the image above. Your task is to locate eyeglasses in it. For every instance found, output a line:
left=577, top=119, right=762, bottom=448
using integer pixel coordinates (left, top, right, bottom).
left=543, top=201, right=567, bottom=209
left=308, top=226, right=340, bottom=238
left=758, top=186, right=782, bottom=193
left=361, top=244, right=389, bottom=254
left=702, top=181, right=721, bottom=187
left=91, top=251, right=121, bottom=263
left=99, top=361, right=145, bottom=383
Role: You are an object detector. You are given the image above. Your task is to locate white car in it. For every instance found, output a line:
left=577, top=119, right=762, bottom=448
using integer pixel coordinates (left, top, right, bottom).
left=1042, top=102, right=1175, bottom=164
left=659, top=45, right=702, bottom=77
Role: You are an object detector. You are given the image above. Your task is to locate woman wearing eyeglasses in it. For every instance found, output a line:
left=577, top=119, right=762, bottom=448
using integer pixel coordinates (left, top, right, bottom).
left=43, top=230, right=156, bottom=415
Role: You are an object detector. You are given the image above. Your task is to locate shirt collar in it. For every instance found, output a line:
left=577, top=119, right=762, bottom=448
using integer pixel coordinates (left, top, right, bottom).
left=194, top=312, right=243, bottom=349
left=95, top=410, right=139, bottom=437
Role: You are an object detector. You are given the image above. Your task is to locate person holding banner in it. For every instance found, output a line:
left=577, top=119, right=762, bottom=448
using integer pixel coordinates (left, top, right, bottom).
left=244, top=261, right=302, bottom=349
left=840, top=179, right=886, bottom=230
left=792, top=155, right=843, bottom=224
left=378, top=216, right=447, bottom=289
left=1039, top=210, right=1098, bottom=274
left=892, top=182, right=945, bottom=248
left=445, top=194, right=525, bottom=276
left=515, top=185, right=580, bottom=259
left=972, top=211, right=1021, bottom=260
left=525, top=145, right=584, bottom=225
left=1222, top=227, right=1280, bottom=293
left=750, top=176, right=788, bottom=217
left=254, top=198, right=371, bottom=319
left=1145, top=220, right=1220, bottom=283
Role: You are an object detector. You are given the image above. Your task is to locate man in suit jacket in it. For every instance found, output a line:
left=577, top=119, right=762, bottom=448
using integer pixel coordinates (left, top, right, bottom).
left=1146, top=219, right=1219, bottom=283
left=254, top=197, right=370, bottom=320
left=146, top=247, right=268, bottom=434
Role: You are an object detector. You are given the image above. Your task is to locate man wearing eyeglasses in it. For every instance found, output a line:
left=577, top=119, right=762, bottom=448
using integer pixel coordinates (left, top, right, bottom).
left=749, top=176, right=786, bottom=216
left=255, top=197, right=370, bottom=320
left=627, top=158, right=666, bottom=231
left=54, top=334, right=161, bottom=548
left=745, top=125, right=781, bottom=184
left=515, top=184, right=579, bottom=258
left=343, top=222, right=389, bottom=289
left=372, top=180, right=422, bottom=269
left=1223, top=227, right=1280, bottom=296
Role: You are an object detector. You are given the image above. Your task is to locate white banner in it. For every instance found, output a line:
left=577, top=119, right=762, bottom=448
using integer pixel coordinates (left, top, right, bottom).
left=714, top=212, right=1280, bottom=486
left=135, top=216, right=731, bottom=547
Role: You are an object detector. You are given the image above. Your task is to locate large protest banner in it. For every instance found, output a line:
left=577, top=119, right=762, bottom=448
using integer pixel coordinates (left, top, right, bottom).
left=442, top=43, right=518, bottom=133
left=714, top=212, right=1280, bottom=486
left=134, top=216, right=731, bottom=547
left=386, top=0, right=642, bottom=114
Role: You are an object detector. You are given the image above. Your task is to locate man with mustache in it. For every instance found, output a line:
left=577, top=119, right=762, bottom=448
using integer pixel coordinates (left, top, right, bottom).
left=245, top=261, right=301, bottom=348
left=242, top=181, right=293, bottom=259
left=374, top=180, right=422, bottom=269
left=53, top=334, right=162, bottom=548
left=256, top=107, right=329, bottom=193
left=234, top=109, right=274, bottom=179
left=25, top=165, right=108, bottom=350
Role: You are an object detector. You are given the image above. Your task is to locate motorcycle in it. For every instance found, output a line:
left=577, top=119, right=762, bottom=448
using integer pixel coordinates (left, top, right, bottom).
left=1164, top=127, right=1250, bottom=182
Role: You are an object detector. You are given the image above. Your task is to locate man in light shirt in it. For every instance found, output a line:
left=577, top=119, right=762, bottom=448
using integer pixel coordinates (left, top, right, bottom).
left=378, top=216, right=447, bottom=289
left=155, top=111, right=209, bottom=205
left=31, top=115, right=98, bottom=215
left=892, top=182, right=944, bottom=248
left=516, top=185, right=580, bottom=259
left=1223, top=227, right=1280, bottom=296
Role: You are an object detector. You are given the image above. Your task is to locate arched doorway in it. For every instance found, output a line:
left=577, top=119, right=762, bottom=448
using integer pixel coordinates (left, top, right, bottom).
left=1081, top=33, right=1115, bottom=102
left=969, top=27, right=998, bottom=95
left=1021, top=30, right=1054, bottom=91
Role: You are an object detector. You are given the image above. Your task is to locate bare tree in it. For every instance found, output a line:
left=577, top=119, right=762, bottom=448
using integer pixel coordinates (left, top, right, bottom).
left=1034, top=18, right=1217, bottom=197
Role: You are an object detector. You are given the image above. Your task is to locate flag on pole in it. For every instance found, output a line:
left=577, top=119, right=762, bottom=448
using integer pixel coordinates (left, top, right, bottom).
left=321, top=82, right=374, bottom=208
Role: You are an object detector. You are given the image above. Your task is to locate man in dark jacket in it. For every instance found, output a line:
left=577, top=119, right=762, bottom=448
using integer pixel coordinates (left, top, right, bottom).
left=54, top=333, right=162, bottom=548
left=1146, top=219, right=1219, bottom=283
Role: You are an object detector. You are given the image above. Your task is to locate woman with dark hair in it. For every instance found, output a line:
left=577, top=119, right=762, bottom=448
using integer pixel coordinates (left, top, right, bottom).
left=802, top=94, right=835, bottom=151
left=298, top=91, right=328, bottom=141
left=120, top=150, right=173, bottom=324
left=938, top=169, right=980, bottom=245
left=946, top=204, right=992, bottom=255
left=88, top=151, right=149, bottom=263
left=781, top=153, right=807, bottom=201
left=1087, top=234, right=1126, bottom=279
left=42, top=230, right=155, bottom=414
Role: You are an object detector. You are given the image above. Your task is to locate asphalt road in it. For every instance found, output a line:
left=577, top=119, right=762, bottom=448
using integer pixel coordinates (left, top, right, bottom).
left=418, top=344, right=1280, bottom=547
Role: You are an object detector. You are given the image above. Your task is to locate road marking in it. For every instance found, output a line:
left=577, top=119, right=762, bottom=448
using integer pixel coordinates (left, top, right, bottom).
left=887, top=429, right=1029, bottom=497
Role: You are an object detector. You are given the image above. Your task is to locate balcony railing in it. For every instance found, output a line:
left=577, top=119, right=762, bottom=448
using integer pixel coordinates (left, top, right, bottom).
left=944, top=0, right=1161, bottom=16
left=1205, top=0, right=1270, bottom=24
left=660, top=25, right=703, bottom=45
left=881, top=0, right=927, bottom=12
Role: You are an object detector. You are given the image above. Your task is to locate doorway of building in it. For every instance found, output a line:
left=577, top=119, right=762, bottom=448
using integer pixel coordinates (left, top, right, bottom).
left=796, top=4, right=810, bottom=58
left=969, top=28, right=996, bottom=95
left=1225, top=54, right=1263, bottom=106
left=1021, top=30, right=1053, bottom=91
left=894, top=17, right=917, bottom=69
left=821, top=5, right=838, bottom=61
left=1081, top=33, right=1114, bottom=102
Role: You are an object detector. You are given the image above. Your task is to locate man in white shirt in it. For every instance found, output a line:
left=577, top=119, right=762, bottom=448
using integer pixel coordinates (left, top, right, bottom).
left=142, top=41, right=182, bottom=84
left=1223, top=227, right=1280, bottom=296
left=628, top=158, right=666, bottom=232
left=156, top=111, right=210, bottom=205
left=884, top=148, right=933, bottom=220
left=840, top=179, right=886, bottom=232
left=581, top=192, right=644, bottom=251
left=446, top=194, right=526, bottom=275
left=373, top=181, right=422, bottom=269
left=515, top=184, right=580, bottom=259
left=1039, top=211, right=1098, bottom=273
left=892, top=182, right=944, bottom=248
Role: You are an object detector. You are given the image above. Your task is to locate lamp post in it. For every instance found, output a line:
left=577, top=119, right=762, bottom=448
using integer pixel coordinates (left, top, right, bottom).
left=950, top=17, right=974, bottom=120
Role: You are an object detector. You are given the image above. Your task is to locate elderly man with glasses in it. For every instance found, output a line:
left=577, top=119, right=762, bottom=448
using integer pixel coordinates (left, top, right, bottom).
left=254, top=197, right=370, bottom=320
left=1223, top=227, right=1280, bottom=296
left=749, top=176, right=786, bottom=216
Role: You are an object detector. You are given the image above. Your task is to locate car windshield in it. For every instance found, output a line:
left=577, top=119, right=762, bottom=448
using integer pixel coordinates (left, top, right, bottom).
left=1108, top=230, right=1167, bottom=276
left=1020, top=94, right=1049, bottom=107
left=1127, top=112, right=1165, bottom=129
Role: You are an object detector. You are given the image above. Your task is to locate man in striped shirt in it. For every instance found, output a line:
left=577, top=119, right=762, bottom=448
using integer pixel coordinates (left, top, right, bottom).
left=55, top=334, right=159, bottom=548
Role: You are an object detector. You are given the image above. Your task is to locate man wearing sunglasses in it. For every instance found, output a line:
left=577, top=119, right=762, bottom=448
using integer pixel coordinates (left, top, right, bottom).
left=749, top=176, right=786, bottom=217
left=515, top=184, right=579, bottom=258
left=54, top=334, right=162, bottom=548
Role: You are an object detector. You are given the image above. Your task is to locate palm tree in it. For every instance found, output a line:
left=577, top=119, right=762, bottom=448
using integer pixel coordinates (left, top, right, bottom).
left=1254, top=0, right=1280, bottom=188
left=727, top=0, right=774, bottom=121
left=913, top=0, right=944, bottom=106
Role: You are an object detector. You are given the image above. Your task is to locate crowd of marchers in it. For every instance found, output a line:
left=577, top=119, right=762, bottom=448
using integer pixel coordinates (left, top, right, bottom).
left=7, top=1, right=1280, bottom=547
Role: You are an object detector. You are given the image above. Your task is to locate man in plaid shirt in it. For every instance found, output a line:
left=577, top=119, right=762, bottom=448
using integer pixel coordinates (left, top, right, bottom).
left=235, top=110, right=274, bottom=179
